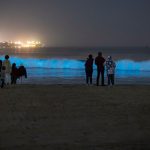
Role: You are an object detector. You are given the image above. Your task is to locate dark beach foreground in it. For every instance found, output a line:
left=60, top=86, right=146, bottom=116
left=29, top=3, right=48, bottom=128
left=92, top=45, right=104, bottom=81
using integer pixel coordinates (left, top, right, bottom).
left=0, top=84, right=150, bottom=150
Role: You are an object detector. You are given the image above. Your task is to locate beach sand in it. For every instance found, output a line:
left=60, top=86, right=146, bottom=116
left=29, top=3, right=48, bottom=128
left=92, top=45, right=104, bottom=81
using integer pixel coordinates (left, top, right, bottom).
left=0, top=84, right=150, bottom=150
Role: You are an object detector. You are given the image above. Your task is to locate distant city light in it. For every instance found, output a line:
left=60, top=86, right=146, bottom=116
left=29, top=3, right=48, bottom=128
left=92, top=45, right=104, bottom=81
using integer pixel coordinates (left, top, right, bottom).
left=0, top=40, right=42, bottom=48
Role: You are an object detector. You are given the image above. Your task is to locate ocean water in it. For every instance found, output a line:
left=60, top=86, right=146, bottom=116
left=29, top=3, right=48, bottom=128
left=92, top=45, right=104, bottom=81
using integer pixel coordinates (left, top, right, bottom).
left=0, top=47, right=150, bottom=84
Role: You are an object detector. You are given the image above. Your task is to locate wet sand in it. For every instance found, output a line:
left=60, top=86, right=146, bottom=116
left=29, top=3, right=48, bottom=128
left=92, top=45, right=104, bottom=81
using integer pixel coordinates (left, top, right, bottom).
left=0, top=84, right=150, bottom=150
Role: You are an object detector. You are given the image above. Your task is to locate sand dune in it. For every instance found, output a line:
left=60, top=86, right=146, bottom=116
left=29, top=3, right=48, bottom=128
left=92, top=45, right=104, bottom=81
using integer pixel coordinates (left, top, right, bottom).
left=0, top=84, right=150, bottom=150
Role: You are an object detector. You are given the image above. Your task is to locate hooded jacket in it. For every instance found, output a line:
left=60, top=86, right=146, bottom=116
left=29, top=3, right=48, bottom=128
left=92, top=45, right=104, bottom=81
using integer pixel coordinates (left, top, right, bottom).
left=106, top=57, right=116, bottom=74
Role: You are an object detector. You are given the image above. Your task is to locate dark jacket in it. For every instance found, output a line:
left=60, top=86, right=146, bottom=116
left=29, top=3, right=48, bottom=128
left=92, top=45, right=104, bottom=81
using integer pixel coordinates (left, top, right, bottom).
left=95, top=56, right=105, bottom=70
left=11, top=66, right=18, bottom=77
left=85, top=58, right=94, bottom=71
left=18, top=66, right=27, bottom=78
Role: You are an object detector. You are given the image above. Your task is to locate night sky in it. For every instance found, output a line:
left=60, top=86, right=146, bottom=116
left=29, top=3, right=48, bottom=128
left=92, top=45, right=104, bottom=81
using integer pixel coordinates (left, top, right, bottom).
left=0, top=0, right=150, bottom=47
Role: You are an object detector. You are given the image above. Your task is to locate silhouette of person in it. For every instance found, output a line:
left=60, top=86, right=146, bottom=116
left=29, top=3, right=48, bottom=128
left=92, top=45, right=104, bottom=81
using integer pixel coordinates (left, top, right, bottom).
left=0, top=60, right=4, bottom=88
left=95, top=52, right=105, bottom=86
left=0, top=66, right=6, bottom=88
left=106, top=56, right=116, bottom=86
left=85, top=54, right=94, bottom=85
left=11, top=63, right=18, bottom=84
left=18, top=65, right=27, bottom=78
left=0, top=60, right=2, bottom=69
left=2, top=55, right=11, bottom=85
left=0, top=60, right=2, bottom=73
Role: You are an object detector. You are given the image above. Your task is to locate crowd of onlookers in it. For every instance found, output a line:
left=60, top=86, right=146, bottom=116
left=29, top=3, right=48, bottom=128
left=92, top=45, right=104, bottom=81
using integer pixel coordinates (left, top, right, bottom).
left=85, top=52, right=116, bottom=86
left=0, top=55, right=27, bottom=88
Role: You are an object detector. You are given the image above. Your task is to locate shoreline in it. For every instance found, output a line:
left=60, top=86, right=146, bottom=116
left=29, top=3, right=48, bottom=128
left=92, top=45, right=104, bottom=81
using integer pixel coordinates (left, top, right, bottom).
left=14, top=76, right=150, bottom=85
left=0, top=84, right=150, bottom=149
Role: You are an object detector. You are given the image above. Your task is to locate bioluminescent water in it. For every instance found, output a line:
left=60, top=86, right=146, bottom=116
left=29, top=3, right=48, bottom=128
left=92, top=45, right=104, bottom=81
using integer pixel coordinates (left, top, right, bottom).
left=0, top=55, right=150, bottom=84
left=0, top=56, right=150, bottom=71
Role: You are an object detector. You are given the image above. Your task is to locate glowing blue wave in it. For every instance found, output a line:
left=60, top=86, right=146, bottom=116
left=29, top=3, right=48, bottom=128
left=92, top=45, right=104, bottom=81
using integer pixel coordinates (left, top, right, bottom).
left=116, top=60, right=150, bottom=71
left=0, top=56, right=84, bottom=69
left=0, top=56, right=150, bottom=71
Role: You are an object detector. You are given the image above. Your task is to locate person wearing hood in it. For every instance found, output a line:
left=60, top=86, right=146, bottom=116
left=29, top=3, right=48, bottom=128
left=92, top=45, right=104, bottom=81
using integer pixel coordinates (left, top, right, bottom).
left=105, top=56, right=116, bottom=86
left=85, top=54, right=94, bottom=85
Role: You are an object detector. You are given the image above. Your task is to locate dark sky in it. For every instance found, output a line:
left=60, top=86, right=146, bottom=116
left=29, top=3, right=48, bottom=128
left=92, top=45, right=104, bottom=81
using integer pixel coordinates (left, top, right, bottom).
left=0, top=0, right=150, bottom=47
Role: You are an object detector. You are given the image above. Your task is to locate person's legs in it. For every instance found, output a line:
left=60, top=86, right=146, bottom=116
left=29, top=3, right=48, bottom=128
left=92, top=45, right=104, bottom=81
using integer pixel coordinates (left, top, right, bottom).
left=96, top=69, right=100, bottom=86
left=86, top=70, right=89, bottom=84
left=1, top=79, right=4, bottom=88
left=11, top=76, right=14, bottom=84
left=111, top=74, right=114, bottom=85
left=89, top=71, right=93, bottom=84
left=107, top=74, right=110, bottom=85
left=86, top=74, right=89, bottom=84
left=90, top=76, right=92, bottom=84
left=101, top=69, right=105, bottom=86
left=14, top=77, right=17, bottom=84
left=11, top=76, right=13, bottom=84
left=5, top=73, right=11, bottom=85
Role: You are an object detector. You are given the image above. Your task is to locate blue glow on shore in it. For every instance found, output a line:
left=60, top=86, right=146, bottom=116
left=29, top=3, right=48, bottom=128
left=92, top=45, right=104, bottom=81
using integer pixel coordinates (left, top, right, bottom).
left=0, top=56, right=150, bottom=71
left=116, top=60, right=150, bottom=71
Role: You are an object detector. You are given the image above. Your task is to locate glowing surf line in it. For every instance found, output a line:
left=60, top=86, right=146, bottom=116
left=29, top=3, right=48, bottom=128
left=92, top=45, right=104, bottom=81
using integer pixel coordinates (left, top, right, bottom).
left=0, top=56, right=150, bottom=71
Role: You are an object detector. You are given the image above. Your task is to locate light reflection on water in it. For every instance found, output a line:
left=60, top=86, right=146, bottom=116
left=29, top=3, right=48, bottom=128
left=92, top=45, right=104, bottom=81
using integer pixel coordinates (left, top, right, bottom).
left=27, top=68, right=150, bottom=78
left=24, top=68, right=150, bottom=85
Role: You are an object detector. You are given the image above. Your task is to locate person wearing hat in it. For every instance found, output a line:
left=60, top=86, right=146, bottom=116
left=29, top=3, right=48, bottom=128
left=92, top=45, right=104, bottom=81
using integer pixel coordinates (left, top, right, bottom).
left=2, top=55, right=11, bottom=85
left=105, top=56, right=116, bottom=86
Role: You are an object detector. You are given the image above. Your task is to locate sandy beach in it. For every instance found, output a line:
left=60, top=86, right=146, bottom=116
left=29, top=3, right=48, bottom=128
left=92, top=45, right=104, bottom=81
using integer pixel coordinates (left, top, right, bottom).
left=0, top=84, right=150, bottom=150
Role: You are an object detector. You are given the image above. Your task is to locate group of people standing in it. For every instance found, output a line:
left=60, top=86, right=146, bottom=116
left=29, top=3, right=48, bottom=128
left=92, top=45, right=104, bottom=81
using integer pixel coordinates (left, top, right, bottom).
left=0, top=55, right=27, bottom=88
left=1, top=53, right=115, bottom=88
left=85, top=52, right=116, bottom=86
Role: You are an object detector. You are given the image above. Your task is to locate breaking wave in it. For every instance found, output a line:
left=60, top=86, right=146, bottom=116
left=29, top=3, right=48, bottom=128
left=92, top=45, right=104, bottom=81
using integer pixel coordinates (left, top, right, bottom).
left=0, top=56, right=150, bottom=71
